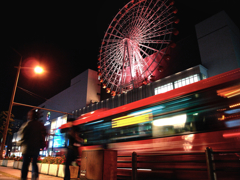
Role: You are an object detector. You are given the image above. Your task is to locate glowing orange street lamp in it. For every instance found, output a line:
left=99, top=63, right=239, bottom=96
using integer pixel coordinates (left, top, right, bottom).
left=0, top=54, right=44, bottom=159
left=34, top=66, right=44, bottom=74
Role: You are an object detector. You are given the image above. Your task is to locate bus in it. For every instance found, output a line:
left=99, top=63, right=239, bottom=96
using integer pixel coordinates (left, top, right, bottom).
left=60, top=68, right=240, bottom=155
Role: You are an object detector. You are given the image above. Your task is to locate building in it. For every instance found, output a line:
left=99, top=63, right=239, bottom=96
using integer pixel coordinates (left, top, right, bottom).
left=38, top=69, right=101, bottom=156
left=34, top=11, right=239, bottom=156
left=11, top=132, right=21, bottom=157
left=7, top=118, right=24, bottom=156
left=196, top=11, right=240, bottom=77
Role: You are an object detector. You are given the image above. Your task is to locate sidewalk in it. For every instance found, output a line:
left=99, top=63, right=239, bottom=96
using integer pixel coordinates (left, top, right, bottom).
left=0, top=166, right=63, bottom=180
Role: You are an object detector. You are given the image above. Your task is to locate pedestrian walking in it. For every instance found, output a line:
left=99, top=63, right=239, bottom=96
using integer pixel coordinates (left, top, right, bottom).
left=60, top=118, right=83, bottom=180
left=18, top=109, right=47, bottom=180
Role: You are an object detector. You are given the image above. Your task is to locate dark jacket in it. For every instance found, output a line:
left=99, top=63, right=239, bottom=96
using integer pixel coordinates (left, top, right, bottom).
left=61, top=126, right=82, bottom=159
left=19, top=120, right=47, bottom=155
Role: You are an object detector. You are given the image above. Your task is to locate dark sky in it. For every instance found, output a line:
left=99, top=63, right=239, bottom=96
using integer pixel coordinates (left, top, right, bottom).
left=1, top=0, right=239, bottom=119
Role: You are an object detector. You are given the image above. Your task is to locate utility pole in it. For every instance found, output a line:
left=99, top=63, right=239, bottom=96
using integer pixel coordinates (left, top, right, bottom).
left=0, top=57, right=22, bottom=159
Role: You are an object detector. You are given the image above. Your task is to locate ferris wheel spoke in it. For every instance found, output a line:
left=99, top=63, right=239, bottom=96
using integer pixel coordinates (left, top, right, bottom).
left=138, top=42, right=160, bottom=52
left=118, top=14, right=134, bottom=34
left=143, top=0, right=167, bottom=29
left=101, top=45, right=120, bottom=58
left=101, top=42, right=121, bottom=51
left=131, top=3, right=150, bottom=30
left=142, top=28, right=173, bottom=39
left=144, top=23, right=172, bottom=39
left=143, top=3, right=171, bottom=33
left=136, top=18, right=149, bottom=36
left=109, top=48, right=124, bottom=64
left=133, top=5, right=172, bottom=40
left=105, top=39, right=122, bottom=43
left=113, top=50, right=124, bottom=64
left=106, top=62, right=120, bottom=80
left=131, top=13, right=149, bottom=35
left=111, top=25, right=126, bottom=38
left=150, top=18, right=173, bottom=34
left=141, top=0, right=161, bottom=24
left=128, top=20, right=145, bottom=38
left=101, top=45, right=122, bottom=56
left=140, top=39, right=170, bottom=44
left=110, top=66, right=121, bottom=87
left=145, top=12, right=172, bottom=31
left=107, top=33, right=124, bottom=40
left=143, top=12, right=173, bottom=35
left=103, top=62, right=120, bottom=79
left=136, top=45, right=154, bottom=60
left=105, top=42, right=123, bottom=53
left=132, top=0, right=148, bottom=27
left=130, top=14, right=147, bottom=37
left=101, top=52, right=121, bottom=67
left=104, top=50, right=123, bottom=66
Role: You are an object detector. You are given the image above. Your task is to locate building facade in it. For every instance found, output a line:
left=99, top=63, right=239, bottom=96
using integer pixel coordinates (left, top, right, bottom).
left=196, top=11, right=240, bottom=77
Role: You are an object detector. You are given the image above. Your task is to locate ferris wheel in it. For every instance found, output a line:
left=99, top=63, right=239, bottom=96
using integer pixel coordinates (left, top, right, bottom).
left=98, top=0, right=179, bottom=96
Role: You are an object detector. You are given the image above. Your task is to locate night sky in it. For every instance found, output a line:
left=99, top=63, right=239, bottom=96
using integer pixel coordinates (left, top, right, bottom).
left=1, top=0, right=239, bottom=120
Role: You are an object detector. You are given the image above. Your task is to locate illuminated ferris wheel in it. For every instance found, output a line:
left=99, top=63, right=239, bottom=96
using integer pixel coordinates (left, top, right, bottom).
left=98, top=0, right=179, bottom=96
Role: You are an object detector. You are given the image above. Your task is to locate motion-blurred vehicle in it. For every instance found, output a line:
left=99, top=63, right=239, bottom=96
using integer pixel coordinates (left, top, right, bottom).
left=60, top=68, right=240, bottom=156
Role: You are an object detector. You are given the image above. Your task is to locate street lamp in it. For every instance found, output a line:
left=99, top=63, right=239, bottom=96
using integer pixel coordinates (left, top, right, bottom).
left=34, top=66, right=44, bottom=74
left=0, top=56, right=44, bottom=159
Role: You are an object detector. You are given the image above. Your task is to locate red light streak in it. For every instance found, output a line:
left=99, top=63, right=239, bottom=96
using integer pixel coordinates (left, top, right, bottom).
left=223, top=132, right=240, bottom=138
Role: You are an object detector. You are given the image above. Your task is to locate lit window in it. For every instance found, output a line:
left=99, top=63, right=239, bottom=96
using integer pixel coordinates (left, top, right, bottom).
left=186, top=77, right=190, bottom=85
left=182, top=79, right=186, bottom=86
left=190, top=76, right=194, bottom=83
left=194, top=74, right=198, bottom=82
left=178, top=80, right=182, bottom=87
left=202, top=74, right=207, bottom=79
left=174, top=74, right=200, bottom=89
left=154, top=83, right=173, bottom=95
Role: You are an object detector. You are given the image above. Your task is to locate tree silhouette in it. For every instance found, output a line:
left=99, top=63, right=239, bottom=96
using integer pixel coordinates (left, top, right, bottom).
left=0, top=111, right=15, bottom=143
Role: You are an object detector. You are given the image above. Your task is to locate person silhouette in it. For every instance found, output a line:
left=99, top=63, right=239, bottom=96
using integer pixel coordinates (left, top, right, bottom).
left=18, top=109, right=47, bottom=180
left=60, top=118, right=83, bottom=180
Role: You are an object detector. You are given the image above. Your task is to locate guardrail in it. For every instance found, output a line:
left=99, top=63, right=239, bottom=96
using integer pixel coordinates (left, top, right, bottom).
left=117, top=147, right=240, bottom=180
left=206, top=147, right=240, bottom=180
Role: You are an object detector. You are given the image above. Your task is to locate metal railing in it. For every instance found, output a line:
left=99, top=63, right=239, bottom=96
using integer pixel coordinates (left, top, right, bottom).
left=205, top=147, right=240, bottom=180
left=117, top=147, right=240, bottom=180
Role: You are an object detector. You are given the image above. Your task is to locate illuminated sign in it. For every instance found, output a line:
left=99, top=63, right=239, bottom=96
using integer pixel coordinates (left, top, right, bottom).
left=47, top=112, right=51, bottom=121
left=53, top=129, right=65, bottom=148
left=112, top=113, right=152, bottom=128
left=44, top=121, right=50, bottom=126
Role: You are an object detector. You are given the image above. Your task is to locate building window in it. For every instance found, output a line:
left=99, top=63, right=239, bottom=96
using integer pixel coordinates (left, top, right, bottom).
left=174, top=74, right=200, bottom=89
left=155, top=83, right=173, bottom=95
left=202, top=74, right=207, bottom=80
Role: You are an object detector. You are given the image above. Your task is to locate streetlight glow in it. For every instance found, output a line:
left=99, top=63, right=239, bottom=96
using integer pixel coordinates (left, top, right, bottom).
left=34, top=66, right=43, bottom=74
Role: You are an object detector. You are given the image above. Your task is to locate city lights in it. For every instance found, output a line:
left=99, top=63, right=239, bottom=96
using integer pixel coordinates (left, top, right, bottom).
left=112, top=113, right=152, bottom=128
left=153, top=114, right=187, bottom=128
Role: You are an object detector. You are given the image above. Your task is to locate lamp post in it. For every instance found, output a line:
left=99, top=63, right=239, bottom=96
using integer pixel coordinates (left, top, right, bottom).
left=0, top=56, right=44, bottom=159
left=0, top=56, right=22, bottom=159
